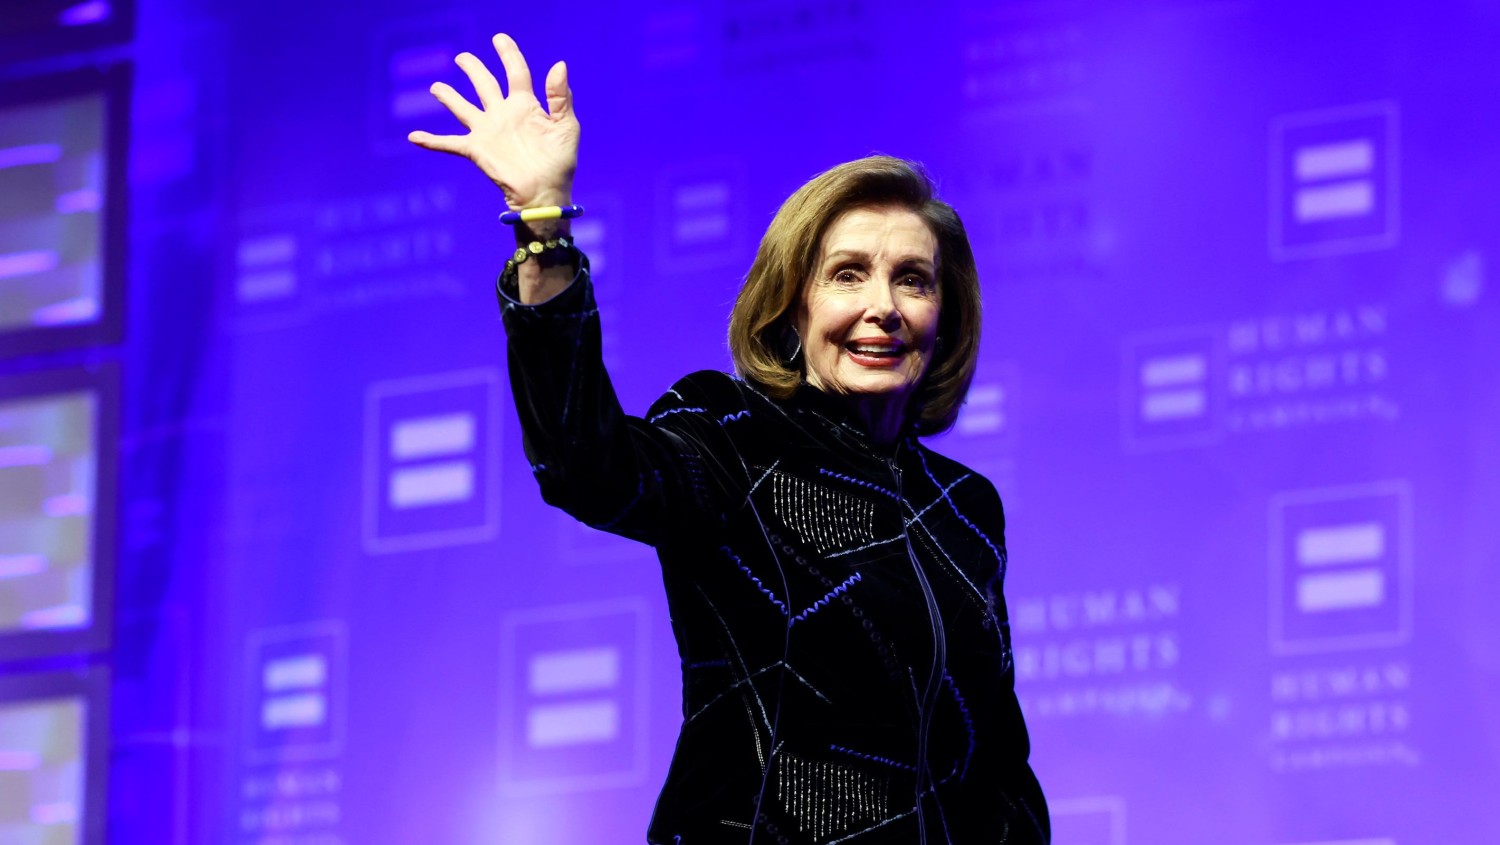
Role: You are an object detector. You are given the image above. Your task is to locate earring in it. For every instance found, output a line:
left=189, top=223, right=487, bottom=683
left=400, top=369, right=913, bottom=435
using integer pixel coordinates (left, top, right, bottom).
left=783, top=327, right=802, bottom=363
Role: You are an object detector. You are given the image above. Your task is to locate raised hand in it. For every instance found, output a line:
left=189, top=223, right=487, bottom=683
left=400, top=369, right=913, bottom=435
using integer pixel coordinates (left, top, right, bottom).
left=408, top=33, right=579, bottom=211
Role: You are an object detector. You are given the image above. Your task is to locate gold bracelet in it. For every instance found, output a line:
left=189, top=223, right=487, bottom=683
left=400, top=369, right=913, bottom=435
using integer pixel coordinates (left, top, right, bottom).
left=505, top=236, right=576, bottom=272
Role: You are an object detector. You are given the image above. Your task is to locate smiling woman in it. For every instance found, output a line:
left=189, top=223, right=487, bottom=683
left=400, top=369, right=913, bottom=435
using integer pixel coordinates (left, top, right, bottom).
left=729, top=157, right=984, bottom=441
left=410, top=32, right=1047, bottom=845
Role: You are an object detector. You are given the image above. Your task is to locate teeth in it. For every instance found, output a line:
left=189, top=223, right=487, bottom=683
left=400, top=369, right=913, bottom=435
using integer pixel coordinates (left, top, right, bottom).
left=850, top=344, right=901, bottom=355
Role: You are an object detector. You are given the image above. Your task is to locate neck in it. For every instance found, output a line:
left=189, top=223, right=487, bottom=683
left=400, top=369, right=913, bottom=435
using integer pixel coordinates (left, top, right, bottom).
left=849, top=395, right=909, bottom=446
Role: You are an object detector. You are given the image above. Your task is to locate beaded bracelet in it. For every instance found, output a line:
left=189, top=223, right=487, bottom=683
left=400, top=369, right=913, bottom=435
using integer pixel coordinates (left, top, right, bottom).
left=505, top=235, right=576, bottom=273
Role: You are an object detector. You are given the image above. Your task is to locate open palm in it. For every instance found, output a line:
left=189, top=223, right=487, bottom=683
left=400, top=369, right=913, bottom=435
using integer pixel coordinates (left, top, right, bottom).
left=408, top=33, right=579, bottom=211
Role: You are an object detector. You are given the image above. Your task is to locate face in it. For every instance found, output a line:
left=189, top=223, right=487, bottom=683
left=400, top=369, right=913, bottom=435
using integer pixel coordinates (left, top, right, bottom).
left=795, top=205, right=942, bottom=414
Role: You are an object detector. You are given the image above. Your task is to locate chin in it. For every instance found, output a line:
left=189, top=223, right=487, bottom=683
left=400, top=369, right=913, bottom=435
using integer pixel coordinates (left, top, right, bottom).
left=837, top=370, right=922, bottom=397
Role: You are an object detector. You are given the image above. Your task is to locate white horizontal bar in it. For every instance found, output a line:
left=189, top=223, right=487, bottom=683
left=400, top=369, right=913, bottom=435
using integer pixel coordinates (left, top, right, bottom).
left=955, top=409, right=1004, bottom=435
left=44, top=493, right=88, bottom=517
left=388, top=460, right=474, bottom=508
left=0, top=444, right=52, bottom=467
left=966, top=383, right=1004, bottom=407
left=570, top=218, right=605, bottom=246
left=237, top=235, right=297, bottom=268
left=263, top=653, right=328, bottom=692
left=1296, top=569, right=1385, bottom=612
left=0, top=555, right=47, bottom=579
left=528, top=647, right=620, bottom=696
left=1140, top=388, right=1205, bottom=421
left=525, top=699, right=619, bottom=748
left=673, top=215, right=730, bottom=244
left=0, top=144, right=62, bottom=170
left=59, top=0, right=110, bottom=26
left=1294, top=180, right=1374, bottom=222
left=1140, top=353, right=1206, bottom=388
left=390, top=413, right=475, bottom=460
left=30, top=801, right=77, bottom=825
left=236, top=270, right=297, bottom=302
left=0, top=750, right=42, bottom=770
left=261, top=692, right=326, bottom=729
left=0, top=251, right=59, bottom=280
left=1294, top=139, right=1374, bottom=181
left=390, top=89, right=444, bottom=120
left=389, top=46, right=452, bottom=80
left=673, top=183, right=730, bottom=210
left=32, top=297, right=100, bottom=326
left=1297, top=522, right=1385, bottom=566
left=55, top=188, right=101, bottom=214
left=19, top=603, right=86, bottom=629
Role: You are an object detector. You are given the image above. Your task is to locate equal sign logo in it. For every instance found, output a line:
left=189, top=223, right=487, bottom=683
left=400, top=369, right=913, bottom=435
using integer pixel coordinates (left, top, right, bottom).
left=1123, top=330, right=1220, bottom=450
left=235, top=233, right=298, bottom=304
left=387, top=411, right=476, bottom=510
left=247, top=622, right=344, bottom=761
left=368, top=16, right=474, bottom=156
left=670, top=181, right=731, bottom=249
left=500, top=602, right=647, bottom=795
left=364, top=369, right=499, bottom=554
left=1292, top=138, right=1375, bottom=224
left=1293, top=522, right=1386, bottom=613
left=261, top=652, right=328, bottom=732
left=1271, top=482, right=1412, bottom=655
left=956, top=381, right=1007, bottom=437
left=387, top=44, right=452, bottom=122
left=658, top=161, right=744, bottom=271
left=525, top=647, right=621, bottom=749
left=1138, top=352, right=1207, bottom=423
left=1271, top=101, right=1398, bottom=260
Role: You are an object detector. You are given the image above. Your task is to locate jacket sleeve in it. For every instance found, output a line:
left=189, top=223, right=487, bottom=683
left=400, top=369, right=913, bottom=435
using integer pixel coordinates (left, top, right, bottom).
left=498, top=255, right=748, bottom=547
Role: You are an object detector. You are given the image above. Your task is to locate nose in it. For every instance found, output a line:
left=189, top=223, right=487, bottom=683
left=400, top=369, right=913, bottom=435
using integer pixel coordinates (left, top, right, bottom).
left=861, top=276, right=901, bottom=329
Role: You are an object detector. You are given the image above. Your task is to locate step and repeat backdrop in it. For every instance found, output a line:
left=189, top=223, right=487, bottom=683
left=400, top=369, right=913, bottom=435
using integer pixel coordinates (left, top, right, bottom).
left=1, top=0, right=1497, bottom=843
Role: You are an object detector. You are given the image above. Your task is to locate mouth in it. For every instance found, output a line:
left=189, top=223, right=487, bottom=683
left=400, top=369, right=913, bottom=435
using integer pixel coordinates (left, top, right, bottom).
left=843, top=338, right=908, bottom=367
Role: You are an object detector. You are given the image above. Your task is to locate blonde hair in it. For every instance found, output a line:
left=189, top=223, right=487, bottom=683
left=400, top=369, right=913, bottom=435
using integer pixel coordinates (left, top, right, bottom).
left=728, top=155, right=981, bottom=436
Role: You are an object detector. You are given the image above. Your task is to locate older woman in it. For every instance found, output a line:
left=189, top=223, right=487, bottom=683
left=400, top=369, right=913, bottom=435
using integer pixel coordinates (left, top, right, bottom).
left=411, top=34, right=1048, bottom=845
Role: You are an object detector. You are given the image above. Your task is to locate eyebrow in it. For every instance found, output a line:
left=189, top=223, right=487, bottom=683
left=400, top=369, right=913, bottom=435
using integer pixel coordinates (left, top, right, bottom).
left=821, top=250, right=937, bottom=271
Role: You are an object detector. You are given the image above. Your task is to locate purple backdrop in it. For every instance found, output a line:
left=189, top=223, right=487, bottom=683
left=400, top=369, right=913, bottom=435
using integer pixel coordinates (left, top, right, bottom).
left=0, top=0, right=1497, bottom=843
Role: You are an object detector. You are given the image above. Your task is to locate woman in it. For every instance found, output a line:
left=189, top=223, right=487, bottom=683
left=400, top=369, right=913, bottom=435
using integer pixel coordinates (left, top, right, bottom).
left=411, top=33, right=1048, bottom=845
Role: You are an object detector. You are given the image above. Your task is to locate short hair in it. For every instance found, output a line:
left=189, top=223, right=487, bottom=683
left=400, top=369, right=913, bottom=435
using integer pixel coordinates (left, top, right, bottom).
left=727, top=155, right=981, bottom=436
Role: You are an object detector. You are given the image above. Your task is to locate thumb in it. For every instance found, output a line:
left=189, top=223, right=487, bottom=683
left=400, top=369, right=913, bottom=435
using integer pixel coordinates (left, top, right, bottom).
left=544, top=60, right=572, bottom=120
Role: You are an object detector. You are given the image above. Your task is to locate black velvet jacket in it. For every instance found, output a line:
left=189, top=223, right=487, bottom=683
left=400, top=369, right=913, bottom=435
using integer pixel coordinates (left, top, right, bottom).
left=500, top=259, right=1048, bottom=844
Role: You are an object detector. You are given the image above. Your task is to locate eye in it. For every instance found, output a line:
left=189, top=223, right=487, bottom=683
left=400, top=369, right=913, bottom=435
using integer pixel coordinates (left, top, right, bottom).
left=899, top=272, right=935, bottom=290
left=830, top=269, right=861, bottom=285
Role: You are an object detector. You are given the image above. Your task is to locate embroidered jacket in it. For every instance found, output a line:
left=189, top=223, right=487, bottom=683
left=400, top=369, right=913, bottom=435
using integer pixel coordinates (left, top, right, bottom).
left=500, top=259, right=1048, bottom=844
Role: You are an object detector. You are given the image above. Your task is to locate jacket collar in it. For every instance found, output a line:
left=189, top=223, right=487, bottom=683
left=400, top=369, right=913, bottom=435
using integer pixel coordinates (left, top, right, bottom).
left=785, top=380, right=919, bottom=458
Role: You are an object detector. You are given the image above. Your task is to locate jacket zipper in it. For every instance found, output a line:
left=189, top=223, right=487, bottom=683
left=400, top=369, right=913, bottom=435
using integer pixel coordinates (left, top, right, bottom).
left=890, top=452, right=946, bottom=845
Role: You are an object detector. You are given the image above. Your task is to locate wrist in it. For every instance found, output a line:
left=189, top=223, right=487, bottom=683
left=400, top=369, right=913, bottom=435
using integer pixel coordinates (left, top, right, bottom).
left=515, top=187, right=573, bottom=211
left=515, top=217, right=571, bottom=242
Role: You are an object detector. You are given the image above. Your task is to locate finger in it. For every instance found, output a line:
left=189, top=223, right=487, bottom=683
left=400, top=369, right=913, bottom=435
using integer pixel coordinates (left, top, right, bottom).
left=492, top=32, right=534, bottom=100
left=407, top=130, right=466, bottom=155
left=428, top=81, right=482, bottom=127
left=455, top=52, right=503, bottom=109
left=544, top=60, right=572, bottom=119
